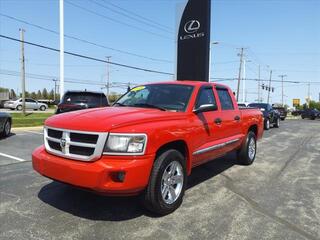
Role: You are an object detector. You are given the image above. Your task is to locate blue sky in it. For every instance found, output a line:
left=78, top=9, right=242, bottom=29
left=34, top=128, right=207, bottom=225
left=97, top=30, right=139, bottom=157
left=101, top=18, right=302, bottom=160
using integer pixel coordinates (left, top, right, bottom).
left=0, top=0, right=319, bottom=106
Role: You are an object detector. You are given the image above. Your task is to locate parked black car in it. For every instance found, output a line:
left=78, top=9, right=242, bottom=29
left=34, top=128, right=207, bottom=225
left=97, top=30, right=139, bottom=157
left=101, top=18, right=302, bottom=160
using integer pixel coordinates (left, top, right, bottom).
left=291, top=109, right=303, bottom=116
left=56, top=91, right=109, bottom=114
left=272, top=106, right=288, bottom=120
left=301, top=109, right=320, bottom=120
left=0, top=112, right=12, bottom=137
left=248, top=103, right=280, bottom=130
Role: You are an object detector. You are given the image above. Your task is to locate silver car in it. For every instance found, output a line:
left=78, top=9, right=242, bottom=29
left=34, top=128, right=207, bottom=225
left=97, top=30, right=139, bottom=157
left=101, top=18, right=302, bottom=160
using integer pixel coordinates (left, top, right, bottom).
left=4, top=98, right=48, bottom=111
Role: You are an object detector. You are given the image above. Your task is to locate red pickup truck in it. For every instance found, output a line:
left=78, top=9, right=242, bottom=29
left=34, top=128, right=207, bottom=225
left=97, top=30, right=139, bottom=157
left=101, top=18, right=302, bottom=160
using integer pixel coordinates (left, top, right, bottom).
left=32, top=81, right=263, bottom=215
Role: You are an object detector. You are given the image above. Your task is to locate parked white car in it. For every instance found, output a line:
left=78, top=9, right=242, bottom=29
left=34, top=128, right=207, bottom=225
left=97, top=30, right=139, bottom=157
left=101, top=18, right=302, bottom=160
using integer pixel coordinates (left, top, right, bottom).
left=4, top=98, right=48, bottom=111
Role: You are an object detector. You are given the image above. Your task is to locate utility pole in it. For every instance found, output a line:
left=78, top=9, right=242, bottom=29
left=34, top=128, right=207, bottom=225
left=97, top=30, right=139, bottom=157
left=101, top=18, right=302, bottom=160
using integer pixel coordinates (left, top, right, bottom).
left=257, top=65, right=261, bottom=102
left=242, top=58, right=246, bottom=102
left=20, top=28, right=26, bottom=116
left=106, top=56, right=112, bottom=100
left=53, top=79, right=58, bottom=102
left=278, top=74, right=287, bottom=106
left=267, top=70, right=272, bottom=104
left=59, top=0, right=64, bottom=100
left=236, top=48, right=244, bottom=102
left=307, top=82, right=310, bottom=107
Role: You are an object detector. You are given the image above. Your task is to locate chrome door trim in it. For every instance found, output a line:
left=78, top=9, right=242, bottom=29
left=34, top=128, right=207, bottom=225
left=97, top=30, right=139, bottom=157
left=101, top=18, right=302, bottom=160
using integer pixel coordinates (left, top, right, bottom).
left=192, top=138, right=240, bottom=156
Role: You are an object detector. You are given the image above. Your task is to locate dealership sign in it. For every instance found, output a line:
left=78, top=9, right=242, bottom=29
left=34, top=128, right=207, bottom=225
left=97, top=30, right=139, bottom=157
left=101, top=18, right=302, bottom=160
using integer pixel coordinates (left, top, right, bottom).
left=177, top=0, right=211, bottom=82
left=292, top=99, right=300, bottom=107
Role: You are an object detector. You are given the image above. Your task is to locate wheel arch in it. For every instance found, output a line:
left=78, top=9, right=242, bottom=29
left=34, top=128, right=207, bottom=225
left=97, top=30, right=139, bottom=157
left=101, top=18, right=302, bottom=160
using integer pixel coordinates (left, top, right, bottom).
left=248, top=124, right=258, bottom=136
left=155, top=140, right=191, bottom=175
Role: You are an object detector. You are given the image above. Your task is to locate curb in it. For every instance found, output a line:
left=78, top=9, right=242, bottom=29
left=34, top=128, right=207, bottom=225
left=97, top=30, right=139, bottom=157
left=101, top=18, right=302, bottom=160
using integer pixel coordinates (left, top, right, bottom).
left=12, top=126, right=44, bottom=132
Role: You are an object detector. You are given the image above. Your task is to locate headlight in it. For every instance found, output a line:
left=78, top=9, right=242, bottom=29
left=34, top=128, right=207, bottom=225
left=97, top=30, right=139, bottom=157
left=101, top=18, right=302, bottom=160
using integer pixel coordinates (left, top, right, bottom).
left=104, top=134, right=147, bottom=155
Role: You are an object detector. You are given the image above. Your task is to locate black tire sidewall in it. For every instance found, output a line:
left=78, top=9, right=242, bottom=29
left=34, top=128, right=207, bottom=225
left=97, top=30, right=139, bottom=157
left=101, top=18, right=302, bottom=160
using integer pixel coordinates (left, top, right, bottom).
left=40, top=106, right=46, bottom=111
left=264, top=119, right=270, bottom=130
left=238, top=132, right=257, bottom=165
left=5, top=120, right=11, bottom=136
left=1, top=120, right=11, bottom=137
left=144, top=149, right=187, bottom=215
left=16, top=105, right=22, bottom=111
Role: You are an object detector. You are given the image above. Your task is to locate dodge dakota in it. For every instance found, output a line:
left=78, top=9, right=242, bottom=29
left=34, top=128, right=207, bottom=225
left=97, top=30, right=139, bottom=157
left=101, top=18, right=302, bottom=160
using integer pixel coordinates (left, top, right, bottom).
left=32, top=81, right=264, bottom=215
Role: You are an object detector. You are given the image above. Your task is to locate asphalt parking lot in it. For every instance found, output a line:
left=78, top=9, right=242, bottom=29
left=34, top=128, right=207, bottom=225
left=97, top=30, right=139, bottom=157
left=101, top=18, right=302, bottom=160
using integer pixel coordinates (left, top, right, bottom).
left=0, top=119, right=319, bottom=240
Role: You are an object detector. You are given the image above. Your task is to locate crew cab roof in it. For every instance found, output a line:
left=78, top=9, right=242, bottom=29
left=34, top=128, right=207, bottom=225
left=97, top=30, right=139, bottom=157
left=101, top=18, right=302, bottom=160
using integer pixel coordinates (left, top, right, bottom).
left=141, top=80, right=229, bottom=89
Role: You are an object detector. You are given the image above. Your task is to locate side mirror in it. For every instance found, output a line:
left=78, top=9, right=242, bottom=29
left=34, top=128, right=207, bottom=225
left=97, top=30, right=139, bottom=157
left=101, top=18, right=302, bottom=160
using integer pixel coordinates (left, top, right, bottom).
left=193, top=104, right=218, bottom=114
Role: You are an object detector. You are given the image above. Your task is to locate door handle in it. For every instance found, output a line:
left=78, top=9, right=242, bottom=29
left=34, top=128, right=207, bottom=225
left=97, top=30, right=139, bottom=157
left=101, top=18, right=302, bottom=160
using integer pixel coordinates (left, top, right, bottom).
left=214, top=118, right=222, bottom=124
left=234, top=115, right=240, bottom=121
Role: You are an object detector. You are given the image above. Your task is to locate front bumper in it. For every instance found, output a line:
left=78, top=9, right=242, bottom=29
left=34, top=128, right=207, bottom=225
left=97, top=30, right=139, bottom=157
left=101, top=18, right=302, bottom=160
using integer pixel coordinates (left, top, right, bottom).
left=32, top=145, right=154, bottom=195
left=4, top=104, right=14, bottom=108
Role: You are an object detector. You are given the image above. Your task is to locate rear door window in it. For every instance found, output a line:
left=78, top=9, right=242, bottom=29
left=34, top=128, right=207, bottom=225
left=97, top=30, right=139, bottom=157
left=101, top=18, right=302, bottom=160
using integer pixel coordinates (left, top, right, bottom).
left=217, top=89, right=234, bottom=110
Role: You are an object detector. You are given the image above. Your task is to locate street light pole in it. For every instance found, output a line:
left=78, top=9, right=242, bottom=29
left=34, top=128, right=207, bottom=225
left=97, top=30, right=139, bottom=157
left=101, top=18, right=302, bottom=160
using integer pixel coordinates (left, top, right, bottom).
left=106, top=56, right=112, bottom=100
left=209, top=41, right=219, bottom=82
left=236, top=48, right=244, bottom=102
left=59, top=0, right=64, bottom=101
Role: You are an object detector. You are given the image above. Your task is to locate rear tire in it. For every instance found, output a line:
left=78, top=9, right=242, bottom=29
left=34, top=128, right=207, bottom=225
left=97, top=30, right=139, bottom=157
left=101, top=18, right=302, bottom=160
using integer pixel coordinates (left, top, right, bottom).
left=237, top=131, right=257, bottom=165
left=143, top=149, right=187, bottom=216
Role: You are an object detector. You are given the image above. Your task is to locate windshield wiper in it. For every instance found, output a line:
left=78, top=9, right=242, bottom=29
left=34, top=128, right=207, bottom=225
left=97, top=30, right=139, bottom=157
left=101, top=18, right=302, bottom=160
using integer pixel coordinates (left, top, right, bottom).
left=113, top=102, right=127, bottom=107
left=133, top=103, right=166, bottom=111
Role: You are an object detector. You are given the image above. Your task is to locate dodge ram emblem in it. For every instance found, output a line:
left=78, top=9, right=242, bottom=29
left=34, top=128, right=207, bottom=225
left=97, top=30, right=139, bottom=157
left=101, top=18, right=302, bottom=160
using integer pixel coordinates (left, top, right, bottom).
left=60, top=138, right=67, bottom=148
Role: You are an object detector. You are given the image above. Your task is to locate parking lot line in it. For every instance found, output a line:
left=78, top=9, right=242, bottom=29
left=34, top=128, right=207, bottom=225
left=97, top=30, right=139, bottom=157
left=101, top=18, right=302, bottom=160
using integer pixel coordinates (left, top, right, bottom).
left=0, top=152, right=26, bottom=162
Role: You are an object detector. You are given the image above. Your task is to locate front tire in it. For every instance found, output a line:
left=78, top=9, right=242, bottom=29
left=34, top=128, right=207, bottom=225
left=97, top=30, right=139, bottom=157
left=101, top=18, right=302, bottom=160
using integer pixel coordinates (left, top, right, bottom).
left=237, top=131, right=257, bottom=165
left=16, top=105, right=22, bottom=111
left=40, top=105, right=46, bottom=111
left=143, top=149, right=187, bottom=215
left=1, top=120, right=11, bottom=137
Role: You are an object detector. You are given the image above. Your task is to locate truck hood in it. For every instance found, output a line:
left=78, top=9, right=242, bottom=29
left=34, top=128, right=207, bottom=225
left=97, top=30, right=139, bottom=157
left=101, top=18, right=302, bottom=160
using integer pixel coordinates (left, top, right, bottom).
left=45, top=107, right=187, bottom=132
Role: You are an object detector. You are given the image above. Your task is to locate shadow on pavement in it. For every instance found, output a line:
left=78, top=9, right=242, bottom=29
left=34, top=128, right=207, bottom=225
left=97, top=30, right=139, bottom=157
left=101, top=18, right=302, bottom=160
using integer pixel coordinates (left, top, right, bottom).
left=0, top=132, right=16, bottom=141
left=38, top=153, right=237, bottom=221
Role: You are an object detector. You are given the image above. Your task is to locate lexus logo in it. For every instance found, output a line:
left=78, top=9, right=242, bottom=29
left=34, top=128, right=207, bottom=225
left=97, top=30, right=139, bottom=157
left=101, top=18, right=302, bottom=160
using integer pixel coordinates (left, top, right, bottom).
left=184, top=20, right=201, bottom=34
left=60, top=138, right=67, bottom=148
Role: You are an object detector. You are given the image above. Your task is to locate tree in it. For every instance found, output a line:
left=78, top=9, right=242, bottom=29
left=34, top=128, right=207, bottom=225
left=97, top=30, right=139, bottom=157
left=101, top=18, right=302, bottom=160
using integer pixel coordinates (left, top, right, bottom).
left=31, top=92, right=37, bottom=99
left=108, top=92, right=121, bottom=103
left=42, top=88, right=48, bottom=99
left=37, top=90, right=42, bottom=99
left=10, top=89, right=17, bottom=99
left=309, top=101, right=320, bottom=110
left=49, top=89, right=55, bottom=100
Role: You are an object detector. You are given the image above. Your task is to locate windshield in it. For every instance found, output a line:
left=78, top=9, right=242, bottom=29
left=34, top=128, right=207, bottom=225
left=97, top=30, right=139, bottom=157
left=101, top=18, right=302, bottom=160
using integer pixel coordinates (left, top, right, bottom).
left=114, top=84, right=194, bottom=112
left=248, top=103, right=268, bottom=109
left=62, top=92, right=108, bottom=106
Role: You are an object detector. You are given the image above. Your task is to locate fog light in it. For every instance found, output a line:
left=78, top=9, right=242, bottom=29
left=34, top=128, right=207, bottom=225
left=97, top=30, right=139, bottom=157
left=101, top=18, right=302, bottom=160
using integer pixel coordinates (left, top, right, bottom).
left=111, top=171, right=126, bottom=182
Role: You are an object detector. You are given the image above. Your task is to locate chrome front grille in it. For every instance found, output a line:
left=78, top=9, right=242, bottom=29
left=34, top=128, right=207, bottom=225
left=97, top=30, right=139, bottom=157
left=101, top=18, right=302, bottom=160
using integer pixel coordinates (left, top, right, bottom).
left=44, top=127, right=108, bottom=161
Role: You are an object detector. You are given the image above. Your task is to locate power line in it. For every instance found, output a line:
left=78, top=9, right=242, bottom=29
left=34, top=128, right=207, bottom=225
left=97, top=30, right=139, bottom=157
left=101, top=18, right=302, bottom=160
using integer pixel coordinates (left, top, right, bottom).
left=102, top=0, right=173, bottom=32
left=0, top=69, right=140, bottom=87
left=0, top=13, right=172, bottom=63
left=0, top=34, right=174, bottom=76
left=210, top=77, right=320, bottom=84
left=65, top=0, right=173, bottom=40
left=90, top=0, right=173, bottom=34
